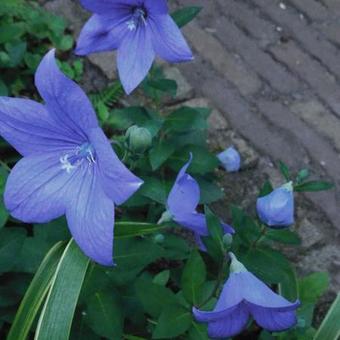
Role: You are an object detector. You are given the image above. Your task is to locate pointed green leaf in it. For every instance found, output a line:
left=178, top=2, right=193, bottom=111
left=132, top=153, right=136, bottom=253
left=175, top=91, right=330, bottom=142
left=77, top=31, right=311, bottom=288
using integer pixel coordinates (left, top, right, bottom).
left=8, top=241, right=65, bottom=340
left=35, top=239, right=90, bottom=340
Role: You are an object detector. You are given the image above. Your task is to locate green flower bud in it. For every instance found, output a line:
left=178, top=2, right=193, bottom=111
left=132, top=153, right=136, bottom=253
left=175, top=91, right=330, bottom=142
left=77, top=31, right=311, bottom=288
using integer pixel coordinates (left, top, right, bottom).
left=223, top=234, right=233, bottom=248
left=154, top=234, right=165, bottom=244
left=0, top=52, right=10, bottom=65
left=125, top=125, right=152, bottom=154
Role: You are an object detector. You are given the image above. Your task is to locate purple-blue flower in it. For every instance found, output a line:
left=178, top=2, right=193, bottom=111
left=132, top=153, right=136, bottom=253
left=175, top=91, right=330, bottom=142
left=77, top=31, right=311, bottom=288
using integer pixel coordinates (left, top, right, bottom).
left=159, top=155, right=234, bottom=250
left=75, top=0, right=193, bottom=94
left=217, top=146, right=241, bottom=172
left=0, top=50, right=143, bottom=266
left=257, top=182, right=294, bottom=228
left=193, top=253, right=300, bottom=338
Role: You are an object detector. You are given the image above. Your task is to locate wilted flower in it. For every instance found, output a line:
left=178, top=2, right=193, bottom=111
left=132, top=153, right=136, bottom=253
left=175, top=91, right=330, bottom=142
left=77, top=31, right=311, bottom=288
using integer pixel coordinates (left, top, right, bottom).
left=193, top=253, right=300, bottom=338
left=217, top=146, right=241, bottom=172
left=125, top=125, right=152, bottom=153
left=0, top=50, right=143, bottom=266
left=257, top=182, right=294, bottom=228
left=76, top=0, right=193, bottom=94
left=159, top=155, right=234, bottom=249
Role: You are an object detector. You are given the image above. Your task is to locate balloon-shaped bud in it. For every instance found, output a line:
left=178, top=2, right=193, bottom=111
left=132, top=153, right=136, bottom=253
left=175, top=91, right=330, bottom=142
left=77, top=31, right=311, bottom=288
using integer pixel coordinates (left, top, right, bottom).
left=217, top=146, right=241, bottom=172
left=125, top=125, right=152, bottom=153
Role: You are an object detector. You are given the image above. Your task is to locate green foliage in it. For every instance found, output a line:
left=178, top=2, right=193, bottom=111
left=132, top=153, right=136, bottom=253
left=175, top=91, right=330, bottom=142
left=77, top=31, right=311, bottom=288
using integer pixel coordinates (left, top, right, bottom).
left=0, top=1, right=76, bottom=96
left=171, top=6, right=202, bottom=28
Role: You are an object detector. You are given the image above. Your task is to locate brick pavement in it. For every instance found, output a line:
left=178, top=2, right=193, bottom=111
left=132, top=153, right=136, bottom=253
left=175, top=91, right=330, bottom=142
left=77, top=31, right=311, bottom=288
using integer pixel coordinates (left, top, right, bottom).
left=174, top=0, right=340, bottom=233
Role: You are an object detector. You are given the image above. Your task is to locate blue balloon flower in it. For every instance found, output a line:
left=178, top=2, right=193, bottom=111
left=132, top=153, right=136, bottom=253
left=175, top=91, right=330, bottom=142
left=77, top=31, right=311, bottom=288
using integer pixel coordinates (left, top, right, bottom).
left=76, top=0, right=193, bottom=94
left=193, top=253, right=300, bottom=338
left=217, top=146, right=241, bottom=172
left=257, top=182, right=294, bottom=228
left=0, top=50, right=143, bottom=266
left=159, top=154, right=234, bottom=250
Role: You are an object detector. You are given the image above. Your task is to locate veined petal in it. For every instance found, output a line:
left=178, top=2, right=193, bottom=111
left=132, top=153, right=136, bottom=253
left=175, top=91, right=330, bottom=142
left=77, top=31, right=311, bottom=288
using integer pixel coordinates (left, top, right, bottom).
left=80, top=0, right=139, bottom=14
left=35, top=50, right=98, bottom=139
left=239, top=271, right=300, bottom=310
left=117, top=25, right=155, bottom=94
left=88, top=128, right=143, bottom=205
left=249, top=305, right=298, bottom=332
left=4, top=151, right=77, bottom=223
left=174, top=212, right=208, bottom=236
left=144, top=0, right=168, bottom=15
left=167, top=154, right=200, bottom=215
left=75, top=14, right=130, bottom=55
left=0, top=97, right=78, bottom=156
left=207, top=305, right=249, bottom=338
left=66, top=165, right=115, bottom=266
left=149, top=15, right=193, bottom=63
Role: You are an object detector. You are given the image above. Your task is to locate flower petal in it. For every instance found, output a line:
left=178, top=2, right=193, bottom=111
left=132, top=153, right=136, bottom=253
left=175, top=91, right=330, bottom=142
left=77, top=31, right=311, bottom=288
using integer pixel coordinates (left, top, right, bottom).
left=66, top=165, right=115, bottom=266
left=80, top=0, right=138, bottom=14
left=207, top=305, right=249, bottom=339
left=192, top=304, right=240, bottom=323
left=249, top=305, right=298, bottom=332
left=4, top=151, right=77, bottom=223
left=149, top=15, right=193, bottom=63
left=0, top=97, right=78, bottom=156
left=167, top=155, right=200, bottom=215
left=144, top=0, right=168, bottom=15
left=35, top=50, right=98, bottom=139
left=174, top=212, right=208, bottom=236
left=117, top=25, right=155, bottom=94
left=75, top=14, right=130, bottom=55
left=239, top=272, right=300, bottom=310
left=88, top=128, right=143, bottom=205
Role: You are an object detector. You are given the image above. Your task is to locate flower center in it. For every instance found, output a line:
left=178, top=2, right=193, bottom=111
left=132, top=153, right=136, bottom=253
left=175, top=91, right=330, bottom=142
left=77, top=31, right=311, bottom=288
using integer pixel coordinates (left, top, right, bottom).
left=127, top=7, right=147, bottom=31
left=60, top=142, right=96, bottom=173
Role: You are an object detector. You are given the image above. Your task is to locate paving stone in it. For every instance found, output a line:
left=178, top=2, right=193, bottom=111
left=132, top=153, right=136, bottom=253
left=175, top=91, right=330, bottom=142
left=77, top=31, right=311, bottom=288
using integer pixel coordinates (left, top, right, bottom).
left=290, top=99, right=340, bottom=152
left=270, top=41, right=340, bottom=117
left=183, top=23, right=262, bottom=97
left=217, top=0, right=279, bottom=47
left=288, top=0, right=330, bottom=21
left=253, top=0, right=340, bottom=80
left=212, top=17, right=301, bottom=94
left=296, top=217, right=324, bottom=248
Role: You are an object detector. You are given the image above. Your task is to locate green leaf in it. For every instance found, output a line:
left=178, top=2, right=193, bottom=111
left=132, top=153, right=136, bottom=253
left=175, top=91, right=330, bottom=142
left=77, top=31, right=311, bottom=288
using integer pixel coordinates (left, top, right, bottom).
left=164, top=107, right=207, bottom=133
left=296, top=169, right=310, bottom=184
left=35, top=239, right=90, bottom=340
left=7, top=242, right=65, bottom=340
left=115, top=221, right=165, bottom=239
left=152, top=304, right=192, bottom=339
left=264, top=229, right=301, bottom=245
left=299, top=272, right=329, bottom=304
left=0, top=79, right=8, bottom=96
left=197, top=177, right=224, bottom=204
left=279, top=161, right=291, bottom=181
left=0, top=165, right=9, bottom=228
left=314, top=293, right=340, bottom=340
left=171, top=6, right=202, bottom=28
left=149, top=142, right=176, bottom=170
left=294, top=181, right=334, bottom=192
left=0, top=23, right=25, bottom=43
left=138, top=177, right=170, bottom=204
left=188, top=322, right=209, bottom=340
left=146, top=79, right=177, bottom=97
left=0, top=227, right=26, bottom=273
left=85, top=289, right=123, bottom=339
left=168, top=145, right=219, bottom=175
left=181, top=250, right=207, bottom=304
left=258, top=180, right=273, bottom=197
left=153, top=270, right=170, bottom=286
left=135, top=278, right=178, bottom=318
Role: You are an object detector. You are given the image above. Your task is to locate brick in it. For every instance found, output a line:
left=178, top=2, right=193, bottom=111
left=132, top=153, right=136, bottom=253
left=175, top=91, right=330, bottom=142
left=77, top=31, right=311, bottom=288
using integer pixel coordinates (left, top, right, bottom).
left=288, top=0, right=329, bottom=21
left=297, top=217, right=324, bottom=249
left=290, top=99, right=340, bottom=152
left=321, top=0, right=340, bottom=14
left=212, top=17, right=301, bottom=94
left=270, top=41, right=340, bottom=117
left=183, top=23, right=262, bottom=97
left=217, top=0, right=279, bottom=47
left=253, top=0, right=340, bottom=80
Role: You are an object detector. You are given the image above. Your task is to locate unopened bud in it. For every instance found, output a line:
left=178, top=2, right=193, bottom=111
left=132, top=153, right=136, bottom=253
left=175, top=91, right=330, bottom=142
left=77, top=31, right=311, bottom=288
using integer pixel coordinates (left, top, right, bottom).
left=125, top=125, right=152, bottom=154
left=223, top=234, right=233, bottom=248
left=154, top=234, right=165, bottom=244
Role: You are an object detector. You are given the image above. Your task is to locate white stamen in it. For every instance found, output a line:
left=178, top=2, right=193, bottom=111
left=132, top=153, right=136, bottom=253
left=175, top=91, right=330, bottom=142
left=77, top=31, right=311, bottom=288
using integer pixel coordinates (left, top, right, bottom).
left=127, top=20, right=136, bottom=31
left=60, top=155, right=76, bottom=173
